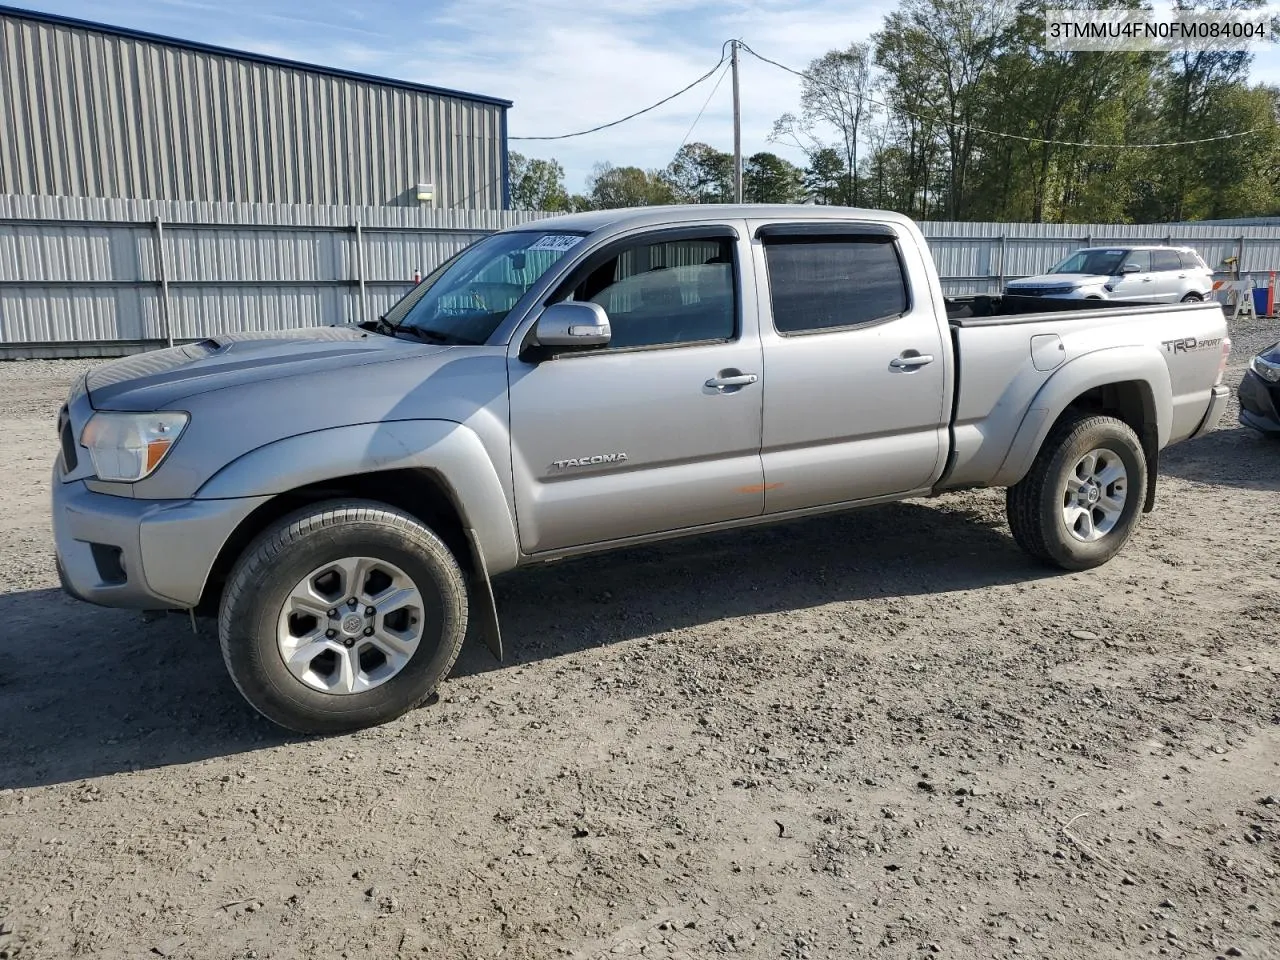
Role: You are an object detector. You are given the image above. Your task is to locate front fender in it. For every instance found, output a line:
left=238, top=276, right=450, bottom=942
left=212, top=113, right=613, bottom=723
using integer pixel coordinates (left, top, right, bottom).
left=194, top=419, right=520, bottom=575
left=991, top=345, right=1172, bottom=488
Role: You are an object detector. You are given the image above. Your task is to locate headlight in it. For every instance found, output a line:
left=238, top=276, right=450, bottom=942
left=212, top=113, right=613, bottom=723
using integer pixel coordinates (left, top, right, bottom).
left=80, top=412, right=189, bottom=482
left=1251, top=354, right=1280, bottom=384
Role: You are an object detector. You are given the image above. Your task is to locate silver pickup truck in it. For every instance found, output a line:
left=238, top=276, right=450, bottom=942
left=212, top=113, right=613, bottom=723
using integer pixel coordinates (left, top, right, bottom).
left=51, top=205, right=1232, bottom=733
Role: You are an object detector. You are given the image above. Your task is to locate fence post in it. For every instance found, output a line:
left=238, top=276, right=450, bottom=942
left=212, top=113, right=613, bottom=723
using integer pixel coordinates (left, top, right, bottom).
left=998, top=235, right=1007, bottom=292
left=154, top=215, right=173, bottom=348
left=354, top=220, right=367, bottom=326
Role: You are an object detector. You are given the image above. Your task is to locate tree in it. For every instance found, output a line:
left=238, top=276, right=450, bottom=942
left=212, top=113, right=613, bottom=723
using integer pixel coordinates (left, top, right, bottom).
left=508, top=152, right=571, bottom=211
left=744, top=152, right=806, bottom=203
left=804, top=147, right=852, bottom=205
left=1140, top=0, right=1271, bottom=220
left=771, top=43, right=877, bottom=207
left=663, top=143, right=733, bottom=203
left=875, top=0, right=1013, bottom=219
left=586, top=163, right=676, bottom=208
left=963, top=0, right=1158, bottom=223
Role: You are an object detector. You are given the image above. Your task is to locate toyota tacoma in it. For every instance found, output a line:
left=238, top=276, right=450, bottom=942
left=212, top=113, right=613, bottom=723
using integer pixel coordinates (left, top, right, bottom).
left=51, top=206, right=1233, bottom=733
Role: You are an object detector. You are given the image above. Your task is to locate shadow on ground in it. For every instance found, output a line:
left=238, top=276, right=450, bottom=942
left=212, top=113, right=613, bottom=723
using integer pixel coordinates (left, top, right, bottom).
left=456, top=499, right=1051, bottom=679
left=0, top=499, right=1048, bottom=790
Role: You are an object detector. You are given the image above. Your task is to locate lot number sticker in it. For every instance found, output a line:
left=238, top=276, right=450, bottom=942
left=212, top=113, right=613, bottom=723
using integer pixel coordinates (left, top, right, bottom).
left=528, top=234, right=583, bottom=253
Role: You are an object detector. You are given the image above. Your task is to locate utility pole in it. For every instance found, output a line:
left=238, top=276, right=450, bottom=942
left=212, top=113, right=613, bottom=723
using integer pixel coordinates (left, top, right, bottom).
left=731, top=39, right=742, bottom=204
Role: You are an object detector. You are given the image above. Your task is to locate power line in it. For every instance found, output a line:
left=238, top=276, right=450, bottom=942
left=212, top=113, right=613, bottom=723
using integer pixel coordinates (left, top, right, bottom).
left=737, top=40, right=1264, bottom=149
left=509, top=53, right=728, bottom=142
left=673, top=59, right=731, bottom=158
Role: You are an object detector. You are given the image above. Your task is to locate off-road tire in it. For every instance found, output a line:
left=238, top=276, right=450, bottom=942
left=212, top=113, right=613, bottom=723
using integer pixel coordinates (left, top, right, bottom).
left=219, top=500, right=468, bottom=734
left=1006, top=413, right=1147, bottom=571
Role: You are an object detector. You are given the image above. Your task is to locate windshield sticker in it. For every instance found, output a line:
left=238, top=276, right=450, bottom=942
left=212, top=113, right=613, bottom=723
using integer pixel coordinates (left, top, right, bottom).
left=1103, top=249, right=1124, bottom=255
left=528, top=234, right=583, bottom=253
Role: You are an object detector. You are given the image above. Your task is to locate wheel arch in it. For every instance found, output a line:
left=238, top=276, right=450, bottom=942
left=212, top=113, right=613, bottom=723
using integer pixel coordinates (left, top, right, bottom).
left=199, top=467, right=458, bottom=608
left=193, top=419, right=516, bottom=659
left=992, top=346, right=1170, bottom=509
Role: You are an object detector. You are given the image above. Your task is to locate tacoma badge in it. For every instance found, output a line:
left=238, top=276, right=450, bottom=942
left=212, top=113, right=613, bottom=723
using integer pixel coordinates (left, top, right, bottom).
left=551, top=453, right=629, bottom=470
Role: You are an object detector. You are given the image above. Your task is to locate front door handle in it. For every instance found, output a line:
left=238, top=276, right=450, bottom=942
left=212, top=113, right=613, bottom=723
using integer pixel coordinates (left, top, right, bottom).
left=705, top=373, right=758, bottom=389
left=889, top=354, right=934, bottom=369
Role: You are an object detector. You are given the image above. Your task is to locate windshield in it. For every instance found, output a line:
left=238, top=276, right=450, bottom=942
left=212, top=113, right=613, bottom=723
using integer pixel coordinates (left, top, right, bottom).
left=1050, top=249, right=1127, bottom=276
left=384, top=230, right=588, bottom=344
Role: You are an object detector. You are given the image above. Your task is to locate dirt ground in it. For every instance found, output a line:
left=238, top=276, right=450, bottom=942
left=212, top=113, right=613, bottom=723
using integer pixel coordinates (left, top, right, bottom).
left=1, top=319, right=1278, bottom=960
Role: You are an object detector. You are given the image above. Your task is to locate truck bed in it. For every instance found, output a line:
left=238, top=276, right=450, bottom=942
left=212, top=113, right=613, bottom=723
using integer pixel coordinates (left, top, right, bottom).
left=943, top=293, right=1219, bottom=323
left=938, top=296, right=1229, bottom=494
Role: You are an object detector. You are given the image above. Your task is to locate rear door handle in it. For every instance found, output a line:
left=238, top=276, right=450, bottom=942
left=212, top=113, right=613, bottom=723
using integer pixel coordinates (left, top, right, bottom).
left=705, top=373, right=758, bottom=389
left=889, top=354, right=934, bottom=369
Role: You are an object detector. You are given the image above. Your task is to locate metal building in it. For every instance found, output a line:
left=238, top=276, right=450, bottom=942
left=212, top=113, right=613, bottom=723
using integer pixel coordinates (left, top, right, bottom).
left=0, top=4, right=511, bottom=209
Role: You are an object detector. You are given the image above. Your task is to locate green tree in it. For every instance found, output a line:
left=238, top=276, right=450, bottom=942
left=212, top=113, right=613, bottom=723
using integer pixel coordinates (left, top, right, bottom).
left=804, top=147, right=852, bottom=204
left=744, top=152, right=806, bottom=203
left=875, top=0, right=1012, bottom=219
left=587, top=163, right=676, bottom=208
left=663, top=143, right=733, bottom=203
left=773, top=43, right=878, bottom=206
left=964, top=0, right=1158, bottom=223
left=1137, top=0, right=1273, bottom=221
left=508, top=152, right=571, bottom=211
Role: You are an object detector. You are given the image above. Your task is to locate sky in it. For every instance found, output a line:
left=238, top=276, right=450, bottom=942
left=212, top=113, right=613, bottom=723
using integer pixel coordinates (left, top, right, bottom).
left=11, top=0, right=1280, bottom=195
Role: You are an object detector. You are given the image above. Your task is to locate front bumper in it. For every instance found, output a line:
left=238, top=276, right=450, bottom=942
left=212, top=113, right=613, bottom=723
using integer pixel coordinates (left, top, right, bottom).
left=1238, top=369, right=1280, bottom=435
left=1189, top=384, right=1231, bottom=440
left=52, top=468, right=269, bottom=609
left=1004, top=289, right=1102, bottom=300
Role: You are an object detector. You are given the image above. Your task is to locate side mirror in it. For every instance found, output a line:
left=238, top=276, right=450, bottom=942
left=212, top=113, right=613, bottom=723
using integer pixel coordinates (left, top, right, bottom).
left=534, top=301, right=611, bottom=349
left=1120, top=262, right=1141, bottom=274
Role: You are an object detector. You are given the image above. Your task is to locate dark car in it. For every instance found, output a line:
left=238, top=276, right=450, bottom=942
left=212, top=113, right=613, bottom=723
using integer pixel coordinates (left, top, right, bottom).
left=1239, top=341, right=1280, bottom=436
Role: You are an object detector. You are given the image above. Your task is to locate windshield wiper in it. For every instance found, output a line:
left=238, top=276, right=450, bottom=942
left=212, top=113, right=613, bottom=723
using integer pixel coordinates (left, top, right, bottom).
left=357, top=315, right=400, bottom=336
left=397, top=326, right=476, bottom=346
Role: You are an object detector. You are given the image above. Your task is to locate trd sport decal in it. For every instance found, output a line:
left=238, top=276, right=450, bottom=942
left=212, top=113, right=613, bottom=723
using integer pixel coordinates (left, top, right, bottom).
left=1161, top=336, right=1223, bottom=354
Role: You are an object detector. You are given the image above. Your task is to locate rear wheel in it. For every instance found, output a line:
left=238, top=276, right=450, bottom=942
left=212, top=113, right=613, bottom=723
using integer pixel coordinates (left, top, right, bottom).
left=219, top=500, right=468, bottom=734
left=1180, top=292, right=1204, bottom=302
left=1006, top=413, right=1147, bottom=570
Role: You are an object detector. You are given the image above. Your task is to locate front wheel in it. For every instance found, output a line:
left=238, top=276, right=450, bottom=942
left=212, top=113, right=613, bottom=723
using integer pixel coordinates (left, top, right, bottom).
left=219, top=500, right=468, bottom=734
left=1006, top=413, right=1147, bottom=570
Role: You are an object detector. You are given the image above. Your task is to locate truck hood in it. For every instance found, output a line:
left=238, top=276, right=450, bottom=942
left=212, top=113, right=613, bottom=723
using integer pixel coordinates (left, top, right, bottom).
left=87, top=326, right=442, bottom=411
left=1008, top=273, right=1109, bottom=287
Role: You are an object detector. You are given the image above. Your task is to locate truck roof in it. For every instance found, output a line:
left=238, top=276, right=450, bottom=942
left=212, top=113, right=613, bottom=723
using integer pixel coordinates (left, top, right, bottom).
left=510, top=204, right=919, bottom=234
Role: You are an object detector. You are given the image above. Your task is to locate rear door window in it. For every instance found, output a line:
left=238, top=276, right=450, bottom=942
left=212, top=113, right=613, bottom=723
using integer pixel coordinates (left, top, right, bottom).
left=1152, top=250, right=1182, bottom=272
left=763, top=236, right=909, bottom=334
left=1122, top=250, right=1153, bottom=272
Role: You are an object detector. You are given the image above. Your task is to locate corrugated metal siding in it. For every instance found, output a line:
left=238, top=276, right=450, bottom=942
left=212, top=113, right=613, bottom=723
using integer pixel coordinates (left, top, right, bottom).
left=0, top=12, right=506, bottom=209
left=918, top=220, right=1280, bottom=293
left=3, top=195, right=1280, bottom=355
left=0, top=195, right=549, bottom=351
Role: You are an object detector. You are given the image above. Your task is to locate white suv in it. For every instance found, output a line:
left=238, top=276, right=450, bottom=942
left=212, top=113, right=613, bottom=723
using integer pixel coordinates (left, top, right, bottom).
left=1004, top=246, right=1215, bottom=303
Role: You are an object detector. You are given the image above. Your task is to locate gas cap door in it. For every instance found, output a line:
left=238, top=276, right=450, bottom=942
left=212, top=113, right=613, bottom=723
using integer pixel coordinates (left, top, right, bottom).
left=1031, top=333, right=1066, bottom=371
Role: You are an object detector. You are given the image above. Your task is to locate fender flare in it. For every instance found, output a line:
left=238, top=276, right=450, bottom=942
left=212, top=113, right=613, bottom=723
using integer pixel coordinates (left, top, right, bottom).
left=195, top=420, right=519, bottom=659
left=991, top=345, right=1172, bottom=489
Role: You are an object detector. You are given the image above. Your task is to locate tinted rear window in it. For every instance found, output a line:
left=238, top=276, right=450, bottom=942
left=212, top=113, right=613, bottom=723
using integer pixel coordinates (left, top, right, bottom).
left=1152, top=250, right=1182, bottom=271
left=764, top=238, right=908, bottom=334
left=1122, top=250, right=1152, bottom=272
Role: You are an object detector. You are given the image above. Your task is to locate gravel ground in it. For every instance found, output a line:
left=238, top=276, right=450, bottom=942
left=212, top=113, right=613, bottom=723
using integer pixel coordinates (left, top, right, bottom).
left=1, top=322, right=1278, bottom=960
